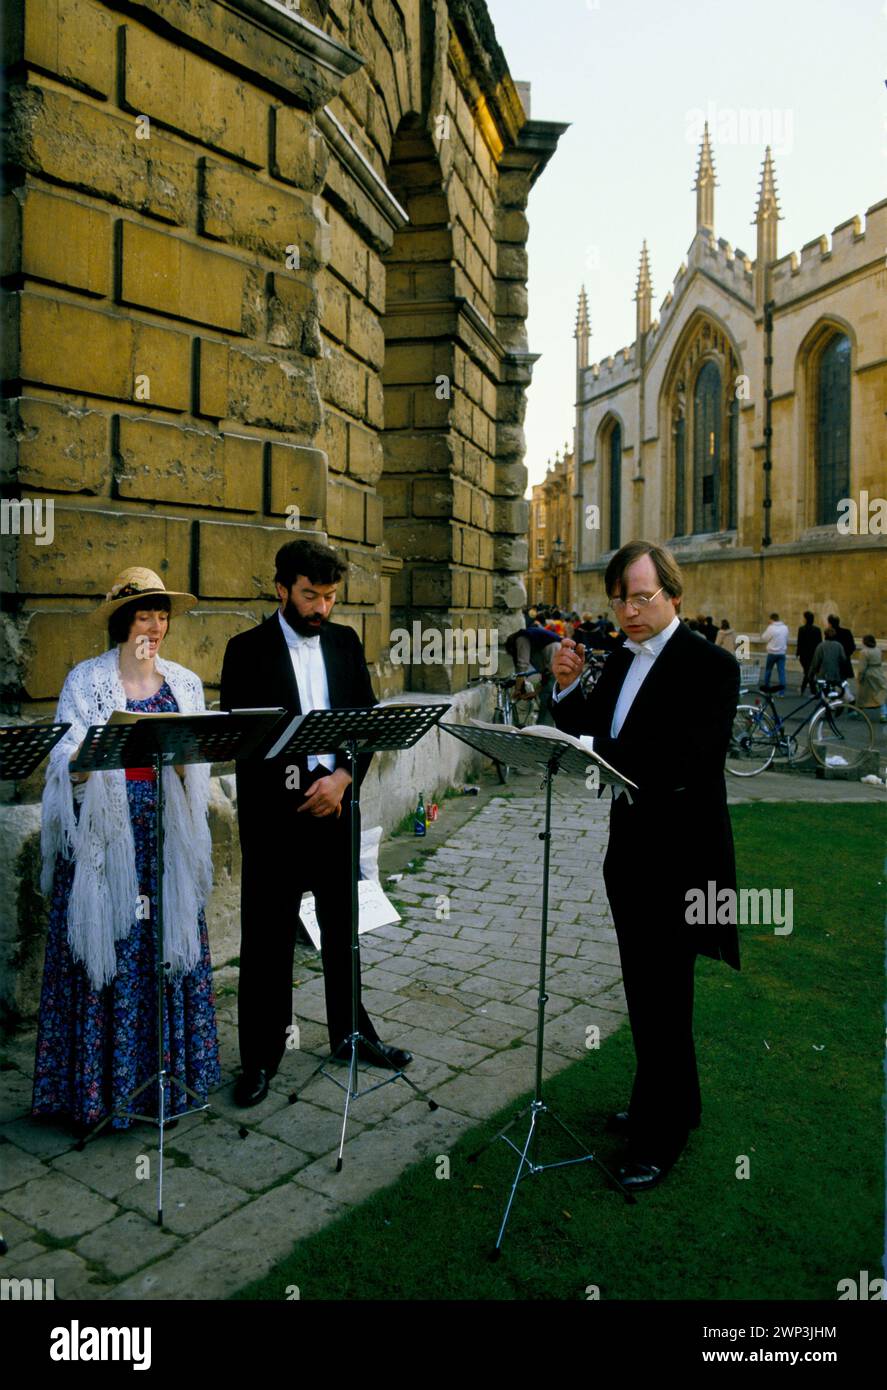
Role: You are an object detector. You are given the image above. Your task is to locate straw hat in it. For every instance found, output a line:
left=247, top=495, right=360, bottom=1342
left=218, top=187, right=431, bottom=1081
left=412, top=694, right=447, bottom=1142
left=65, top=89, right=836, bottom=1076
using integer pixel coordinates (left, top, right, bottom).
left=91, top=567, right=197, bottom=624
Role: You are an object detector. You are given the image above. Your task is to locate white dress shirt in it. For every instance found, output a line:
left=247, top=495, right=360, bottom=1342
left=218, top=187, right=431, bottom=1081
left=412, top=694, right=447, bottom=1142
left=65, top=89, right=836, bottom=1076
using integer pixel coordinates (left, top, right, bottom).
left=277, top=610, right=335, bottom=772
left=553, top=614, right=681, bottom=742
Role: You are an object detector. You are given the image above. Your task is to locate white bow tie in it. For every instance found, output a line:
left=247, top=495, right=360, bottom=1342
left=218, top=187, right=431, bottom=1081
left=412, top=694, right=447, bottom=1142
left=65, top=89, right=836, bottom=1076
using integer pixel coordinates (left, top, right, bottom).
left=293, top=635, right=320, bottom=651
left=623, top=639, right=654, bottom=657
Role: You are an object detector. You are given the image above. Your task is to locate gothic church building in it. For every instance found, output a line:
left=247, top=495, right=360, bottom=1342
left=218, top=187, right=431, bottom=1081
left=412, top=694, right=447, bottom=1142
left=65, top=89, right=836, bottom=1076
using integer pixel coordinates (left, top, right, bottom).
left=572, top=125, right=885, bottom=638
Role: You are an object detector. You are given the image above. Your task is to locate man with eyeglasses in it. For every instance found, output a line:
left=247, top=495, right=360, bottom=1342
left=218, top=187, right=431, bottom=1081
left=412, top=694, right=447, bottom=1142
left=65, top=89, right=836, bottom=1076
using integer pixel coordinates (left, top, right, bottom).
left=551, top=540, right=740, bottom=1192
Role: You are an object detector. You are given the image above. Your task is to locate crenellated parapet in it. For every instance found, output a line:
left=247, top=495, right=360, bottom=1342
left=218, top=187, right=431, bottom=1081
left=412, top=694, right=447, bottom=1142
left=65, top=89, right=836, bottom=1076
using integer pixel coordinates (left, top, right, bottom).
left=770, top=199, right=887, bottom=305
left=584, top=344, right=637, bottom=395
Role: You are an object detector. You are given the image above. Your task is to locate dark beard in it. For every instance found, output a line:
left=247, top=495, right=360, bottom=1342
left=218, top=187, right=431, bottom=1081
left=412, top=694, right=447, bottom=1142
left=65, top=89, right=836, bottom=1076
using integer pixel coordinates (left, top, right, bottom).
left=282, top=601, right=327, bottom=637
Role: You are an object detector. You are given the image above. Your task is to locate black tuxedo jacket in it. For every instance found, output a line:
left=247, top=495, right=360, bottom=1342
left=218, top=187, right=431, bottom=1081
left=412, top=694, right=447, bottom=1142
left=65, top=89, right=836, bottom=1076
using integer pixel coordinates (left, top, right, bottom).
left=553, top=621, right=741, bottom=969
left=219, top=613, right=376, bottom=854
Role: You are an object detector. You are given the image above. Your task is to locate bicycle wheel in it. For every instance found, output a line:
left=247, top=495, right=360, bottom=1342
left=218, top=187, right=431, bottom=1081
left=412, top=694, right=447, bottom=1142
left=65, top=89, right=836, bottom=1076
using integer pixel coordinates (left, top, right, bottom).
left=511, top=679, right=539, bottom=729
left=491, top=704, right=510, bottom=784
left=726, top=705, right=776, bottom=776
left=809, top=704, right=875, bottom=771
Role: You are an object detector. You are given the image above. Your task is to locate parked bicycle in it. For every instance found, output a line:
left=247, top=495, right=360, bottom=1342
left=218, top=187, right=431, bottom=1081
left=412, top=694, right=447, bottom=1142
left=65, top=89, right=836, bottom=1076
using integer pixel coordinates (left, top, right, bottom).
left=468, top=673, right=533, bottom=783
left=726, top=678, right=875, bottom=777
left=579, top=647, right=609, bottom=695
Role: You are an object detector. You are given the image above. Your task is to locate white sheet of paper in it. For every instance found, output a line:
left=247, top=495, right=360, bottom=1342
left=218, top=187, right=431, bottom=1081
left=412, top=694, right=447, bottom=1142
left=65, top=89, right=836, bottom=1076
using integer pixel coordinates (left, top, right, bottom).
left=298, top=880, right=402, bottom=950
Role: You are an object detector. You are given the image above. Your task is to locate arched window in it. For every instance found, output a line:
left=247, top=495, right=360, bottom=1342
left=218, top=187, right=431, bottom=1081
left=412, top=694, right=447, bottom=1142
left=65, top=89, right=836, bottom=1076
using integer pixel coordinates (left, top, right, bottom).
left=673, top=392, right=686, bottom=536
left=816, top=333, right=851, bottom=525
left=693, top=360, right=721, bottom=534
left=665, top=319, right=740, bottom=539
left=608, top=422, right=622, bottom=550
left=727, top=394, right=738, bottom=530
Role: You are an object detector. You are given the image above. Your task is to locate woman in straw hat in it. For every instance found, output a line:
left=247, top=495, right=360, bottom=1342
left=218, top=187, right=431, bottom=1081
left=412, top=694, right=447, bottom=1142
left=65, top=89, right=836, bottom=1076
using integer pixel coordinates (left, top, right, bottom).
left=33, top=567, right=220, bottom=1131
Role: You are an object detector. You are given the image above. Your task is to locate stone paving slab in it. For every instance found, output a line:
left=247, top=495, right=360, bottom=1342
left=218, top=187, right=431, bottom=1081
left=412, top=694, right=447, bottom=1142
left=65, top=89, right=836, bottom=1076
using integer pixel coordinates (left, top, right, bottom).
left=116, top=1165, right=251, bottom=1236
left=4, top=1172, right=118, bottom=1241
left=2, top=766, right=877, bottom=1300
left=77, top=1211, right=179, bottom=1280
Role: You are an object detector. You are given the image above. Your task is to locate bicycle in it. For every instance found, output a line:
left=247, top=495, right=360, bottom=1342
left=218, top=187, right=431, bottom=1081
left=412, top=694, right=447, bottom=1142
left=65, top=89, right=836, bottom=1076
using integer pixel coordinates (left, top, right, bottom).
left=468, top=674, right=527, bottom=783
left=510, top=669, right=541, bottom=730
left=726, top=678, right=875, bottom=777
left=579, top=647, right=609, bottom=696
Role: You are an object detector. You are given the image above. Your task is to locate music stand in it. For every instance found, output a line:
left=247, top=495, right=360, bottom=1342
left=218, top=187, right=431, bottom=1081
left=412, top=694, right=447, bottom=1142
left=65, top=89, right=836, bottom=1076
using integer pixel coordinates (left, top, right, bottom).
left=70, top=709, right=284, bottom=1224
left=0, top=723, right=71, bottom=781
left=0, top=722, right=71, bottom=1258
left=441, top=722, right=639, bottom=1254
left=268, top=703, right=449, bottom=1169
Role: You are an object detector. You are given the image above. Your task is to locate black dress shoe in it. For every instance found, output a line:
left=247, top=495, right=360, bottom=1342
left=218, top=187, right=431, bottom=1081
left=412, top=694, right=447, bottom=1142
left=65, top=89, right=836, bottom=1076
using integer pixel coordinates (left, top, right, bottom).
left=234, top=1069, right=269, bottom=1107
left=606, top=1109, right=632, bottom=1134
left=617, top=1160, right=670, bottom=1192
left=332, top=1039, right=412, bottom=1070
left=360, top=1040, right=412, bottom=1069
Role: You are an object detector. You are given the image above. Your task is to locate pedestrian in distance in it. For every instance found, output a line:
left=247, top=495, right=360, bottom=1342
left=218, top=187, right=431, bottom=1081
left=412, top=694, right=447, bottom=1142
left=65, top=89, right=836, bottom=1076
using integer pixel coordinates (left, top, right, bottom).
left=761, top=613, right=790, bottom=694
left=856, top=636, right=887, bottom=722
left=796, top=612, right=823, bottom=694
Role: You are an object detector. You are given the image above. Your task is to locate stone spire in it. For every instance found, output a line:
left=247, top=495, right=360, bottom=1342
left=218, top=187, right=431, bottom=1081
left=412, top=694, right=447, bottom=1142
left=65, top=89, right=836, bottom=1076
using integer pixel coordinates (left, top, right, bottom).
left=693, top=121, right=717, bottom=234
left=574, top=285, right=590, bottom=370
left=753, top=146, right=782, bottom=311
left=635, top=240, right=653, bottom=337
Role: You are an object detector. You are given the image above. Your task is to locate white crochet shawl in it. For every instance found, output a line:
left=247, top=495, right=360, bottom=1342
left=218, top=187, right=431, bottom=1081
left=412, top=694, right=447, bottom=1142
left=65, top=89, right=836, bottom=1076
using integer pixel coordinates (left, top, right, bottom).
left=40, top=646, right=213, bottom=990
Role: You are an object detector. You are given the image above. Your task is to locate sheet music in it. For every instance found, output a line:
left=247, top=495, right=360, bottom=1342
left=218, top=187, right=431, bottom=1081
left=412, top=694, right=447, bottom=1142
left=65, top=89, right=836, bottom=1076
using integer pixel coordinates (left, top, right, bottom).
left=466, top=717, right=636, bottom=788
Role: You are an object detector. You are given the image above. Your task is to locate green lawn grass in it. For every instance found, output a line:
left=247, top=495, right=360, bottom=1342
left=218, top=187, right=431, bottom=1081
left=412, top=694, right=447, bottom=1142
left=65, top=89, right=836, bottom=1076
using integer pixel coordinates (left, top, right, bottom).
left=234, top=804, right=884, bottom=1301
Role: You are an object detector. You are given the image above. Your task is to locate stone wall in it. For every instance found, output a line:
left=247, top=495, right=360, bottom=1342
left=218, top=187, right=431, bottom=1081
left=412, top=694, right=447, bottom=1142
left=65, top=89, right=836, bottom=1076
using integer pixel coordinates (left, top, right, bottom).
left=0, top=0, right=566, bottom=1028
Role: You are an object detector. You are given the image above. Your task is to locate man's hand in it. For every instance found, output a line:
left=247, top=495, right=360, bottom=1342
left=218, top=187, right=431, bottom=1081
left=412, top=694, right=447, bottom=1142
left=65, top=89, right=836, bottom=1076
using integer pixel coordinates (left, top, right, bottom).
left=297, top=768, right=352, bottom=817
left=551, top=638, right=586, bottom=690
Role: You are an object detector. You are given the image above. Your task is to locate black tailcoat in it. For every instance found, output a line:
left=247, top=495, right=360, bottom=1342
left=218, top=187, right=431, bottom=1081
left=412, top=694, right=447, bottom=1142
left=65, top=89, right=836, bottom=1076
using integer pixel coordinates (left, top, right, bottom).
left=552, top=621, right=741, bottom=1163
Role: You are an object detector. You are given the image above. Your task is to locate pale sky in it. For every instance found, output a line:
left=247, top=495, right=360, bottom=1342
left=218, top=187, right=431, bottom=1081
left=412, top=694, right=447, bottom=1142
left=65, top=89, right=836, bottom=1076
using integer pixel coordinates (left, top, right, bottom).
left=484, top=0, right=886, bottom=491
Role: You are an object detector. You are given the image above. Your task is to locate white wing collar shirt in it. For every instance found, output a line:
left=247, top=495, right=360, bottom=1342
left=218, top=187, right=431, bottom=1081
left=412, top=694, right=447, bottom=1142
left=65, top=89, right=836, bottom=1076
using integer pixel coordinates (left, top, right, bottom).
left=553, top=615, right=681, bottom=800
left=277, top=610, right=335, bottom=772
left=609, top=613, right=681, bottom=737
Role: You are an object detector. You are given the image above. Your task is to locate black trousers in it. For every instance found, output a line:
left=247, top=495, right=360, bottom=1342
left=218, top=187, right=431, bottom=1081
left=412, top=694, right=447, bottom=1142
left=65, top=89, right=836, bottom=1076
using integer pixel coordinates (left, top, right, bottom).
left=237, top=771, right=378, bottom=1075
left=604, top=841, right=702, bottom=1166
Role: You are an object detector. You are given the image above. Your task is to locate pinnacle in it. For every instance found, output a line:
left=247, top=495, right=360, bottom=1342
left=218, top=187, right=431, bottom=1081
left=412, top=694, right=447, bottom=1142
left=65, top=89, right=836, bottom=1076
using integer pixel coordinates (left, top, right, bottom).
left=754, top=146, right=783, bottom=222
left=635, top=240, right=653, bottom=298
left=693, top=120, right=718, bottom=189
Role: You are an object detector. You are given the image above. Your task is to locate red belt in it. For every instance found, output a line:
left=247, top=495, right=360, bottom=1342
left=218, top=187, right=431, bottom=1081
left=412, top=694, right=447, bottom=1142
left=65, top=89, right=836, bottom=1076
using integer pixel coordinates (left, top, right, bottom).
left=126, top=767, right=156, bottom=781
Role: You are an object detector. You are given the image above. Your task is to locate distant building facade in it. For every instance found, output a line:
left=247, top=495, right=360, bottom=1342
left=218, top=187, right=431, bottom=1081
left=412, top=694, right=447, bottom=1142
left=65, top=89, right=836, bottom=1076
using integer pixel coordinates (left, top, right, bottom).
left=527, top=446, right=573, bottom=607
left=571, top=124, right=886, bottom=637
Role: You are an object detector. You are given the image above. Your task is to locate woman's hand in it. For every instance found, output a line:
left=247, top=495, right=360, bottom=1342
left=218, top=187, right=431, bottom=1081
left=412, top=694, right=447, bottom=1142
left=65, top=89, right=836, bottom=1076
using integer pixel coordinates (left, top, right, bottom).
left=69, top=744, right=90, bottom=783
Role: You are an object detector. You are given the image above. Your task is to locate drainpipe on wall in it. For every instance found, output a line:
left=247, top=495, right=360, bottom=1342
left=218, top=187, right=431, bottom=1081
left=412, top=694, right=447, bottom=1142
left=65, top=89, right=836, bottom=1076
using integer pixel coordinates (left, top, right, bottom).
left=762, top=299, right=774, bottom=548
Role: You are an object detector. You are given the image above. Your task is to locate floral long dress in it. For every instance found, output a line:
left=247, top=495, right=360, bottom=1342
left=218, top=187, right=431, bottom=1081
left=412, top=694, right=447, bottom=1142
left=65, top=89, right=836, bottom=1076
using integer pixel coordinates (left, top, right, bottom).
left=32, top=682, right=221, bottom=1129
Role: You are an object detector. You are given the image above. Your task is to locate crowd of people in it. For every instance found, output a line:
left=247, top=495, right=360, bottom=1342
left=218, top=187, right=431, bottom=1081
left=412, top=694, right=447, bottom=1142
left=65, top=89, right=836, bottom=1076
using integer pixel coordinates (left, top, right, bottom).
left=516, top=603, right=887, bottom=722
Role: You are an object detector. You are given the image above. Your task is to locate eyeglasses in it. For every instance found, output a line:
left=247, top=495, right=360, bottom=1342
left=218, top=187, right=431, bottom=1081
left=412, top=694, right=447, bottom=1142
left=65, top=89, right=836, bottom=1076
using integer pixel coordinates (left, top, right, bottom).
left=608, top=586, right=664, bottom=613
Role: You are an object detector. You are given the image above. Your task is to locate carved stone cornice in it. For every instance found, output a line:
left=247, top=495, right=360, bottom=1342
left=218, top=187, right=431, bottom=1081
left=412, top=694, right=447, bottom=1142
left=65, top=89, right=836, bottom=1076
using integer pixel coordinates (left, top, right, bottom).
left=111, top=0, right=363, bottom=108
left=317, top=107, right=409, bottom=233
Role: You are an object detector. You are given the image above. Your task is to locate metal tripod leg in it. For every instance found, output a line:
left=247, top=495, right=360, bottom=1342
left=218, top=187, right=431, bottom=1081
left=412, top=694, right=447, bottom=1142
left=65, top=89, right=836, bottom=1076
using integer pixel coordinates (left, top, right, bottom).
left=475, top=758, right=635, bottom=1257
left=290, top=738, right=438, bottom=1166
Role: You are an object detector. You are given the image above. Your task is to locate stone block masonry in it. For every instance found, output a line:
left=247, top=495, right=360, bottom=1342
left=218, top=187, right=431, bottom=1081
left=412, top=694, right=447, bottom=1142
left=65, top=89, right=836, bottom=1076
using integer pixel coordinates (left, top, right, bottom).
left=0, top=0, right=566, bottom=1027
